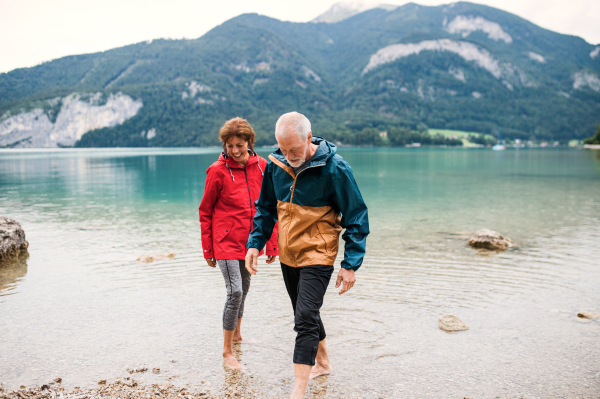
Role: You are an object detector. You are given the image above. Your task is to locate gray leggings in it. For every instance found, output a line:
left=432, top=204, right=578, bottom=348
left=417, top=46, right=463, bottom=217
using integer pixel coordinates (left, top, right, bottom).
left=217, top=259, right=251, bottom=331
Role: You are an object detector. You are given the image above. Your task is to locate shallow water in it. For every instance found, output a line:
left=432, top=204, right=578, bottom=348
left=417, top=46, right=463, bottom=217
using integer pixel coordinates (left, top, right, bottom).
left=1, top=147, right=599, bottom=398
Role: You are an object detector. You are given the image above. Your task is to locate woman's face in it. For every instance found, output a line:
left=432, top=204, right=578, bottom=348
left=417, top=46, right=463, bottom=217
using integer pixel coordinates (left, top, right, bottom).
left=226, top=135, right=250, bottom=163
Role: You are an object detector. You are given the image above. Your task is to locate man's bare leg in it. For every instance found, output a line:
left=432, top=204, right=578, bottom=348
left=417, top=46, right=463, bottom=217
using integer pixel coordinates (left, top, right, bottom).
left=309, top=339, right=332, bottom=379
left=222, top=329, right=243, bottom=370
left=290, top=363, right=311, bottom=399
left=233, top=318, right=243, bottom=343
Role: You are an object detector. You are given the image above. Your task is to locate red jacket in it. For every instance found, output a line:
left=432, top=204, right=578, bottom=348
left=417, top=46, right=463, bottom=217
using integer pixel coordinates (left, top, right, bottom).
left=199, top=152, right=278, bottom=260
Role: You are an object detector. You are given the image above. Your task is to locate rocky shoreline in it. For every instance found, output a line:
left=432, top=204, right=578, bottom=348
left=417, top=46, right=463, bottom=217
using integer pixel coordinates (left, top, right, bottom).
left=0, top=381, right=224, bottom=399
left=0, top=382, right=213, bottom=399
left=0, top=369, right=266, bottom=399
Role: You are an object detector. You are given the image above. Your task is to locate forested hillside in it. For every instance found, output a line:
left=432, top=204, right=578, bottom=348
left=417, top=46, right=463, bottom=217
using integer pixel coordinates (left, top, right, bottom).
left=1, top=1, right=599, bottom=147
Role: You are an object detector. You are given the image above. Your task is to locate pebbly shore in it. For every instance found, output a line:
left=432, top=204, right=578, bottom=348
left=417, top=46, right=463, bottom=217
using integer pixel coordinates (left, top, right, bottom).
left=0, top=375, right=262, bottom=399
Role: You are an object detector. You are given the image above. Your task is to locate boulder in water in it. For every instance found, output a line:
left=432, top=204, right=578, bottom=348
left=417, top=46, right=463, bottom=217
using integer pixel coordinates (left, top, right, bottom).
left=0, top=217, right=29, bottom=263
left=136, top=252, right=176, bottom=263
left=468, top=229, right=513, bottom=250
left=577, top=311, right=599, bottom=319
left=438, top=314, right=469, bottom=332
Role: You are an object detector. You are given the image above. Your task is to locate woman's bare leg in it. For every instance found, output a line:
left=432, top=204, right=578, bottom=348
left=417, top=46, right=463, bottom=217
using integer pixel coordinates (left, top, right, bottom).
left=233, top=317, right=243, bottom=342
left=223, top=329, right=243, bottom=370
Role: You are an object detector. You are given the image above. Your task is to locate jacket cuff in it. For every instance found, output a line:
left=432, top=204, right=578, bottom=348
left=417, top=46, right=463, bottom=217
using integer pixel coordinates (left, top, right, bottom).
left=246, top=239, right=264, bottom=251
left=341, top=263, right=360, bottom=272
left=203, top=248, right=214, bottom=259
left=266, top=247, right=279, bottom=256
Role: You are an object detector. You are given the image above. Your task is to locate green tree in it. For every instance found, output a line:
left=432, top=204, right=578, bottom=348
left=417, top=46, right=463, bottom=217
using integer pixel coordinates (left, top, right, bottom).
left=583, top=124, right=600, bottom=145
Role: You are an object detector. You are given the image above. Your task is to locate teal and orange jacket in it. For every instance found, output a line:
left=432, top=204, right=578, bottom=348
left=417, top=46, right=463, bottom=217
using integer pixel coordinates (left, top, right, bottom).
left=247, top=137, right=369, bottom=270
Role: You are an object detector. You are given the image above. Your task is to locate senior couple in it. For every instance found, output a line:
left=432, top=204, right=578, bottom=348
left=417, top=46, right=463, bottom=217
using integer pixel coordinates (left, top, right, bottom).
left=199, top=112, right=369, bottom=398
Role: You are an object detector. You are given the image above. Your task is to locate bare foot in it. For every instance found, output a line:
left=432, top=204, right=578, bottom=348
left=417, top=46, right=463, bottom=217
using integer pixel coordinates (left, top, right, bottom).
left=223, top=354, right=243, bottom=370
left=309, top=363, right=332, bottom=379
left=233, top=334, right=243, bottom=343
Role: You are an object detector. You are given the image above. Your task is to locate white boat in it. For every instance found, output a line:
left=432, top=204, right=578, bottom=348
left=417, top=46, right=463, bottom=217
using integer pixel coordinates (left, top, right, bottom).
left=493, top=130, right=506, bottom=151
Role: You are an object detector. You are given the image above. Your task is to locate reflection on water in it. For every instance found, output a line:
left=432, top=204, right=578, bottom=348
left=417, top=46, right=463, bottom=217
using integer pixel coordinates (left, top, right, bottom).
left=0, top=252, right=29, bottom=299
left=0, top=148, right=599, bottom=398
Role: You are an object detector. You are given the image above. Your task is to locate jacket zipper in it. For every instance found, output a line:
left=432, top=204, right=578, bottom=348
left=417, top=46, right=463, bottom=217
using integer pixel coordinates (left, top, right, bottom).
left=244, top=168, right=253, bottom=233
left=289, top=163, right=324, bottom=203
left=287, top=163, right=325, bottom=265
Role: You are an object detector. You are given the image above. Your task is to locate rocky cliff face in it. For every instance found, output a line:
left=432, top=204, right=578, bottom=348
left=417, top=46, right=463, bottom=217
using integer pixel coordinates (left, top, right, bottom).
left=0, top=92, right=142, bottom=148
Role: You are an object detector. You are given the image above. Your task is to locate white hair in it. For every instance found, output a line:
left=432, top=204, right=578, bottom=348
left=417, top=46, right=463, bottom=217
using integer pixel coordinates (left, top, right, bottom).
left=275, top=112, right=311, bottom=141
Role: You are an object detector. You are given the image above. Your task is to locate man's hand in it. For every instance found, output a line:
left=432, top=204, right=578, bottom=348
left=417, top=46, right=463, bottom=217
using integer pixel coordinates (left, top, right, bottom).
left=245, top=248, right=260, bottom=275
left=266, top=255, right=277, bottom=264
left=335, top=268, right=356, bottom=295
left=206, top=258, right=216, bottom=268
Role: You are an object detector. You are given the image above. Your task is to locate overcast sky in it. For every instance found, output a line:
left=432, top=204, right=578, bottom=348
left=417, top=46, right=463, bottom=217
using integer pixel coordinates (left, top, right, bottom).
left=1, top=0, right=598, bottom=74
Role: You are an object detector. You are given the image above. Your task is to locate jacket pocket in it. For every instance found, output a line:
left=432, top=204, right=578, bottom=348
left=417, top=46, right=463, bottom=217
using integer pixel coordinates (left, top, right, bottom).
left=215, top=219, right=234, bottom=243
left=315, top=222, right=334, bottom=254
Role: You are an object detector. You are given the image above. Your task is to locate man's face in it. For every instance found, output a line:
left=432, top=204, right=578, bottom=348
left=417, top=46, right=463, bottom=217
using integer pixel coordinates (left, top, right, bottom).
left=277, top=130, right=312, bottom=168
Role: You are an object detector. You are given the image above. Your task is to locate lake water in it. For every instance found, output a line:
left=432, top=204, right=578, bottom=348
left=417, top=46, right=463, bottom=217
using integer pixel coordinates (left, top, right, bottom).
left=1, top=147, right=599, bottom=398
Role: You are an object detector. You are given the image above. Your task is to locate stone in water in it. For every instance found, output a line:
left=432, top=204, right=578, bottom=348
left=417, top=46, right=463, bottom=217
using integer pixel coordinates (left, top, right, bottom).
left=439, top=314, right=469, bottom=332
left=577, top=311, right=599, bottom=319
left=468, top=229, right=513, bottom=250
left=136, top=252, right=176, bottom=263
left=0, top=217, right=29, bottom=263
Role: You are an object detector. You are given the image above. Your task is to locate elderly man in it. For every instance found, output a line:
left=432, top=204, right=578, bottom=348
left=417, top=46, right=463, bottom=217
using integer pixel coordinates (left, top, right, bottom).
left=245, top=112, right=369, bottom=398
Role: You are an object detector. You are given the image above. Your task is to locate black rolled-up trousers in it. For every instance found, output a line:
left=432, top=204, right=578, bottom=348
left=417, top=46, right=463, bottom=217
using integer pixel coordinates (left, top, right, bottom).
left=281, top=263, right=334, bottom=366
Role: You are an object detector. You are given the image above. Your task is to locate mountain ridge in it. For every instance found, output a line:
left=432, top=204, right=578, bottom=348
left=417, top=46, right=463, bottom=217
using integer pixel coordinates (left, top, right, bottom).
left=1, top=1, right=599, bottom=148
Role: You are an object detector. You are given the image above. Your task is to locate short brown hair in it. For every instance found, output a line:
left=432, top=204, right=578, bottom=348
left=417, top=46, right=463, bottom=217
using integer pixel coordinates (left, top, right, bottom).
left=219, top=117, right=256, bottom=153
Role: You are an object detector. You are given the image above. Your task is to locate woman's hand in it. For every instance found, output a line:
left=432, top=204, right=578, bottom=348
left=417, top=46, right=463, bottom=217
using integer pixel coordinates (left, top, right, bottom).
left=206, top=258, right=216, bottom=267
left=266, top=255, right=277, bottom=264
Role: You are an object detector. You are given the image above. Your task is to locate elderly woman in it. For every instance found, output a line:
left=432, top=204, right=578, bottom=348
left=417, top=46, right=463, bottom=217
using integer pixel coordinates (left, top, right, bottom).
left=199, top=117, right=279, bottom=370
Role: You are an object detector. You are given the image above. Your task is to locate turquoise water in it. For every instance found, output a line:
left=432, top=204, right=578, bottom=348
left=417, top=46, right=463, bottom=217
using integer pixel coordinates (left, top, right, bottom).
left=1, top=147, right=599, bottom=398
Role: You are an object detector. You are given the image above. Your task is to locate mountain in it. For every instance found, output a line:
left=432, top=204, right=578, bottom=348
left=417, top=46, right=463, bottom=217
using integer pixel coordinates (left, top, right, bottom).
left=311, top=1, right=398, bottom=23
left=1, top=1, right=599, bottom=148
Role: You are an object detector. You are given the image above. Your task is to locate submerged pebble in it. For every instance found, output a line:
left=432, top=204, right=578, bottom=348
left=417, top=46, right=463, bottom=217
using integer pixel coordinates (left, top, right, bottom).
left=127, top=367, right=147, bottom=374
left=439, top=314, right=469, bottom=332
left=136, top=252, right=176, bottom=263
left=577, top=310, right=599, bottom=319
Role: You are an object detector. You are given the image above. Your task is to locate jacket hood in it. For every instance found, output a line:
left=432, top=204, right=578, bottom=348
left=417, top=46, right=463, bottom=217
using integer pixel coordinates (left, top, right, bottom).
left=271, top=137, right=337, bottom=167
left=218, top=150, right=259, bottom=168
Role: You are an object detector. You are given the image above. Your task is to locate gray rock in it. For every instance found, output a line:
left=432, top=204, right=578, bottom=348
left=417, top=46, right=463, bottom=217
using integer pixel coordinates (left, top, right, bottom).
left=577, top=310, right=599, bottom=319
left=438, top=314, right=469, bottom=332
left=0, top=217, right=29, bottom=263
left=468, top=228, right=513, bottom=250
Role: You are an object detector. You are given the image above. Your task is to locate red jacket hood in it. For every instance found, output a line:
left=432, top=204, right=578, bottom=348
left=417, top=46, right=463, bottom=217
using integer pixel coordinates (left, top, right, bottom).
left=218, top=151, right=259, bottom=168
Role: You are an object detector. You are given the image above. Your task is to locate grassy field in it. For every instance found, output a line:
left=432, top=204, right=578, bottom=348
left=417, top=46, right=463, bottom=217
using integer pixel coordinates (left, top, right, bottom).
left=428, top=129, right=495, bottom=147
